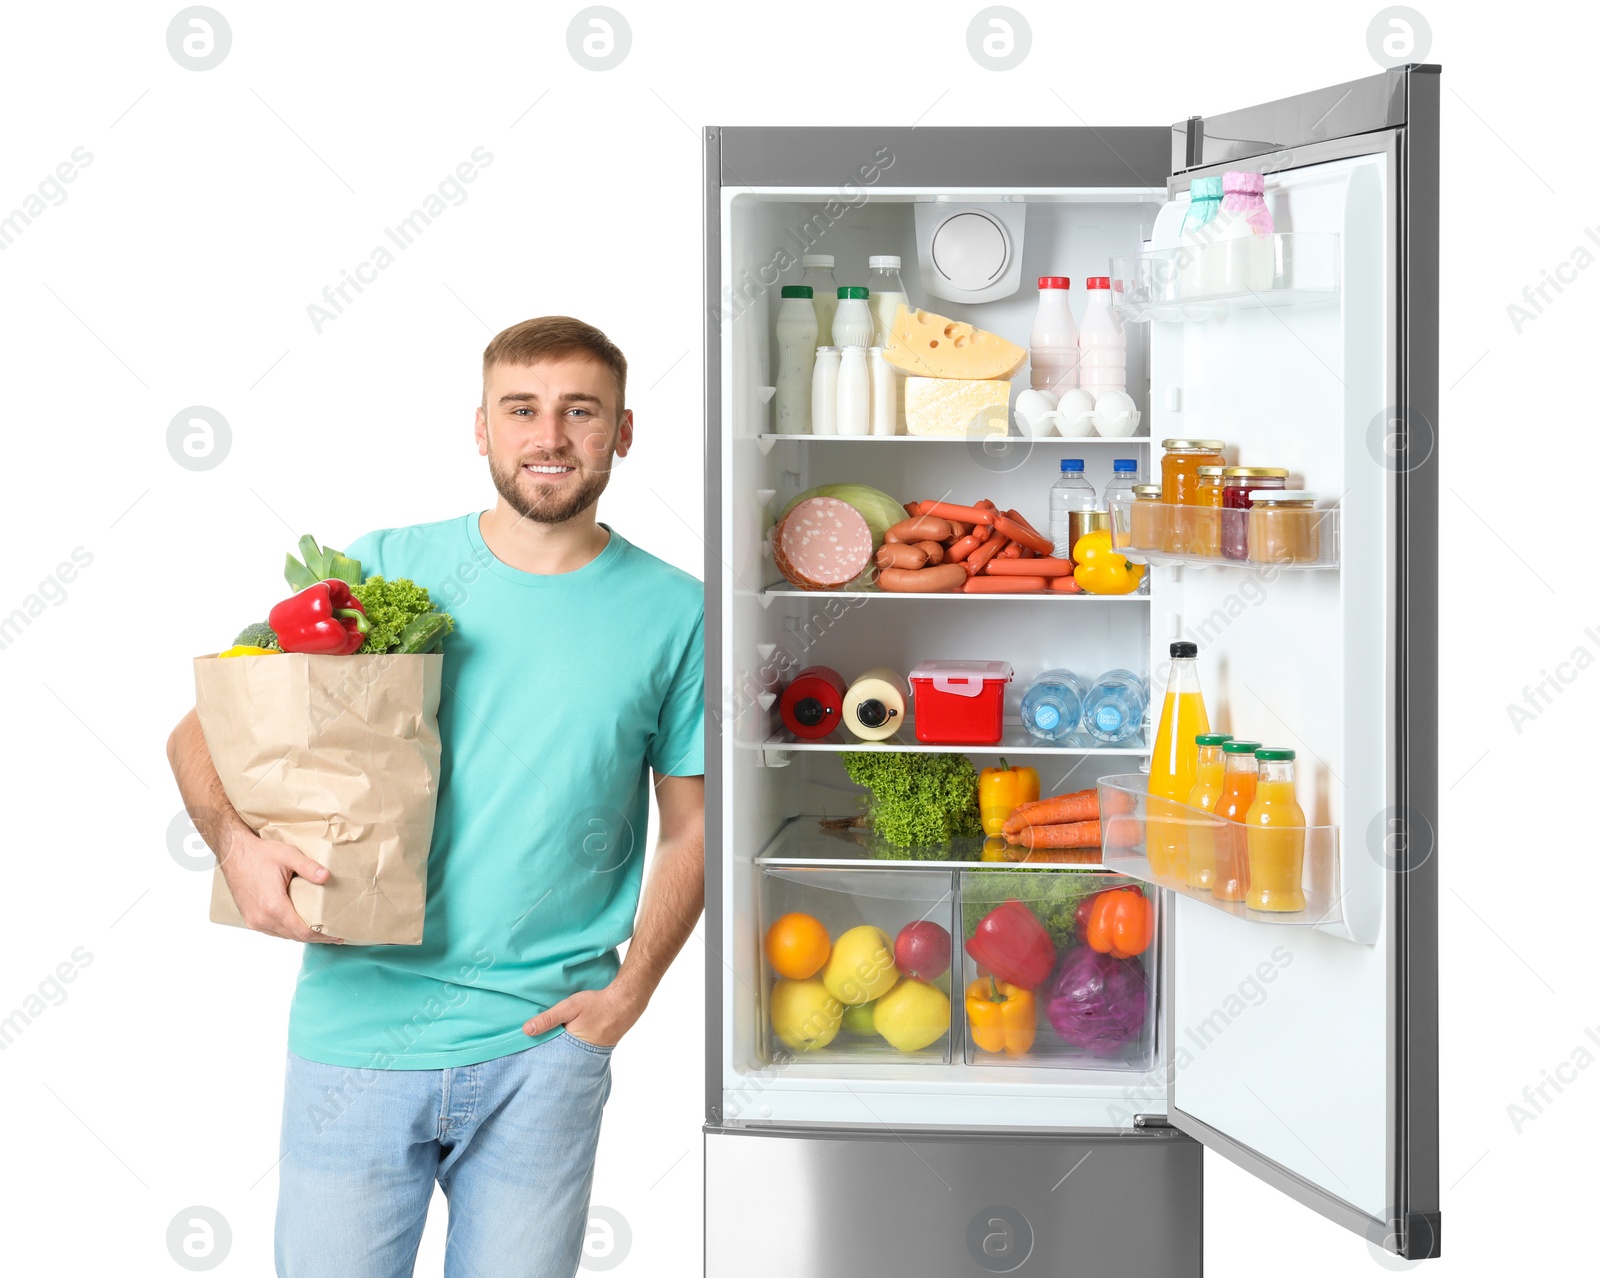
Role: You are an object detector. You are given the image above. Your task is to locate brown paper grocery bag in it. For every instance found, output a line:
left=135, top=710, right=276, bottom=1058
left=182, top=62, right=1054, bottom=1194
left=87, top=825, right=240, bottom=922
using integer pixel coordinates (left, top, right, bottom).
left=193, top=652, right=444, bottom=946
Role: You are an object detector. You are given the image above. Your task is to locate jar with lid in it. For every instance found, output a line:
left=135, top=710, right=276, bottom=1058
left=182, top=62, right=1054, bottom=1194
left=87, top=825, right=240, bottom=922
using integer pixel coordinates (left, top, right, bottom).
left=1221, top=467, right=1288, bottom=559
left=1127, top=484, right=1165, bottom=553
left=1191, top=465, right=1226, bottom=557
left=1248, top=491, right=1322, bottom=564
left=1159, top=439, right=1226, bottom=505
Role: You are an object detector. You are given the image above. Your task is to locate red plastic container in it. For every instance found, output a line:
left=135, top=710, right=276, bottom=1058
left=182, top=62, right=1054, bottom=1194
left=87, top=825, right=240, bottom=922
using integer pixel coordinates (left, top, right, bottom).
left=778, top=666, right=847, bottom=740
left=908, top=660, right=1014, bottom=744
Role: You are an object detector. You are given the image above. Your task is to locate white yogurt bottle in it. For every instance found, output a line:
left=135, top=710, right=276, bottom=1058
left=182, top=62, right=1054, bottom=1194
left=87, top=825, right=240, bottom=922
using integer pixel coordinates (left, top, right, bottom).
left=866, top=257, right=910, bottom=346
left=774, top=285, right=818, bottom=434
left=811, top=347, right=840, bottom=434
left=1078, top=277, right=1125, bottom=394
left=801, top=255, right=838, bottom=354
left=867, top=346, right=898, bottom=435
left=835, top=345, right=871, bottom=435
left=832, top=286, right=874, bottom=347
left=1030, top=275, right=1079, bottom=394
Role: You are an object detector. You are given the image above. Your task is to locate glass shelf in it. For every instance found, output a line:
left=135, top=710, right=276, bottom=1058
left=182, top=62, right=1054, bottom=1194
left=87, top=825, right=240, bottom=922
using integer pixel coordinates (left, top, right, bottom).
left=755, top=719, right=1148, bottom=762
left=1110, top=502, right=1340, bottom=570
left=1095, top=774, right=1347, bottom=932
left=1109, top=232, right=1340, bottom=323
left=755, top=813, right=1114, bottom=868
left=761, top=584, right=1150, bottom=602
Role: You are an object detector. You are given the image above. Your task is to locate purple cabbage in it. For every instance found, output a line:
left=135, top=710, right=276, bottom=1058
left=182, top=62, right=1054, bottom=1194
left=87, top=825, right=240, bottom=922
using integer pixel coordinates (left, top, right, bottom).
left=1042, top=946, right=1150, bottom=1056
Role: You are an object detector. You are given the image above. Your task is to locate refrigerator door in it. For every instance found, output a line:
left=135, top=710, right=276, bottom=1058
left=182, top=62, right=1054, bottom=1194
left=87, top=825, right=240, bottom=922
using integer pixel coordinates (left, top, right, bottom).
left=1155, top=67, right=1439, bottom=1259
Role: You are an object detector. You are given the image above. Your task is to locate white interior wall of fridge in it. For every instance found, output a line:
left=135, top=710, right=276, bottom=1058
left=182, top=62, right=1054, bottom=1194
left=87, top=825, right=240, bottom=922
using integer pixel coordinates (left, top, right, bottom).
left=1147, top=153, right=1395, bottom=1216
left=718, top=188, right=1179, bottom=1130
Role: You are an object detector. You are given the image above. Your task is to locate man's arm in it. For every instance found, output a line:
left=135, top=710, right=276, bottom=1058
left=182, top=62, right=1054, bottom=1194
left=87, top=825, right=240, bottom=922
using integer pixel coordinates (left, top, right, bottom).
left=167, top=709, right=344, bottom=944
left=523, top=771, right=705, bottom=1046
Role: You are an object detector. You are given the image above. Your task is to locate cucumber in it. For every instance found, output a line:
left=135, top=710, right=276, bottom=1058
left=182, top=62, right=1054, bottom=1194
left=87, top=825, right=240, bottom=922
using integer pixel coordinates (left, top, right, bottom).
left=395, top=611, right=452, bottom=655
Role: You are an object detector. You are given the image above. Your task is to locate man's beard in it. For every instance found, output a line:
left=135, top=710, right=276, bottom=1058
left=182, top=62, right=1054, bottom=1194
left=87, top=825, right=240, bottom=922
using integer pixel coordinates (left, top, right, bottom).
left=488, top=448, right=614, bottom=526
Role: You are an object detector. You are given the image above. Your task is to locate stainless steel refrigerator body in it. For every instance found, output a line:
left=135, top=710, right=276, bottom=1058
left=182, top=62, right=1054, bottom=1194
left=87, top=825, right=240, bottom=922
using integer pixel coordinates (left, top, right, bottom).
left=702, top=66, right=1439, bottom=1274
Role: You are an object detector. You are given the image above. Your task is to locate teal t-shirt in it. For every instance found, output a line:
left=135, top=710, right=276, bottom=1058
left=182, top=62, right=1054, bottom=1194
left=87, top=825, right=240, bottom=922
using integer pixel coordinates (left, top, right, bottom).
left=286, top=514, right=705, bottom=1069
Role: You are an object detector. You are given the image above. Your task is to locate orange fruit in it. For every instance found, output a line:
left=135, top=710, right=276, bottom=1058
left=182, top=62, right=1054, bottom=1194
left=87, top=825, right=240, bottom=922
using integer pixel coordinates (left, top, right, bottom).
left=764, top=913, right=831, bottom=980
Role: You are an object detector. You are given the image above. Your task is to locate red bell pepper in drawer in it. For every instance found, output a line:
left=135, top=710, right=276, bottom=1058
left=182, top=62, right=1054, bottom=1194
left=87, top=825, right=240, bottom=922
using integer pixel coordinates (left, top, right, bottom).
left=965, top=900, right=1057, bottom=990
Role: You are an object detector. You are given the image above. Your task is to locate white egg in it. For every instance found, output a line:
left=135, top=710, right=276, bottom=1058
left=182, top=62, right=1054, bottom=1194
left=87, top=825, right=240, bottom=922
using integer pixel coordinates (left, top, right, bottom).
left=1055, top=388, right=1098, bottom=437
left=1091, top=389, right=1141, bottom=437
left=1013, top=389, right=1059, bottom=437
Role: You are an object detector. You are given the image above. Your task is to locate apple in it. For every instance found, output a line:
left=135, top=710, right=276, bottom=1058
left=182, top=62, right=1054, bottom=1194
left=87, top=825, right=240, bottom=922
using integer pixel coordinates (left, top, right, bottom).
left=894, top=920, right=951, bottom=981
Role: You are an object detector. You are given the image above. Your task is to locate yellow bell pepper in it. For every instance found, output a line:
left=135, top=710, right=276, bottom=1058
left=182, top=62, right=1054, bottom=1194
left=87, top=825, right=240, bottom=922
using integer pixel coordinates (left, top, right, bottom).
left=218, top=645, right=281, bottom=658
left=978, top=758, right=1040, bottom=835
left=965, top=976, right=1037, bottom=1056
left=1072, top=530, right=1145, bottom=595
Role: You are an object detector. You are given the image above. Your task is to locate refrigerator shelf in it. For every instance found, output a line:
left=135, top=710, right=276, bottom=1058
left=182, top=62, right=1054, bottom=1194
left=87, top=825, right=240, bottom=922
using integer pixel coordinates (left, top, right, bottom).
left=761, top=584, right=1150, bottom=602
left=1110, top=502, right=1340, bottom=570
left=1096, top=775, right=1350, bottom=935
left=1109, top=231, right=1341, bottom=323
left=755, top=719, right=1148, bottom=767
left=755, top=813, right=1115, bottom=869
left=756, top=433, right=1152, bottom=445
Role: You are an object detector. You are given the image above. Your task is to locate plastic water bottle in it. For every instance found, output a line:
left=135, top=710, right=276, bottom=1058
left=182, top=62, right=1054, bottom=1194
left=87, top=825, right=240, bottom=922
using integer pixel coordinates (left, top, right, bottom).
left=1101, top=458, right=1141, bottom=509
left=1021, top=669, right=1089, bottom=742
left=1049, top=460, right=1097, bottom=560
left=1082, top=669, right=1149, bottom=745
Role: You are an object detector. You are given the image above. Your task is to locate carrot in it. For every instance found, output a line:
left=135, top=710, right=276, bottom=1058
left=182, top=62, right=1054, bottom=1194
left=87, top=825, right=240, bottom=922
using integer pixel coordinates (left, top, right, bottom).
left=1005, top=819, right=1101, bottom=850
left=964, top=532, right=1010, bottom=575
left=919, top=500, right=996, bottom=526
left=992, top=514, right=1054, bottom=556
left=985, top=556, right=1074, bottom=577
left=962, top=574, right=1049, bottom=592
left=1006, top=846, right=1103, bottom=865
left=1002, top=789, right=1099, bottom=833
left=946, top=526, right=990, bottom=562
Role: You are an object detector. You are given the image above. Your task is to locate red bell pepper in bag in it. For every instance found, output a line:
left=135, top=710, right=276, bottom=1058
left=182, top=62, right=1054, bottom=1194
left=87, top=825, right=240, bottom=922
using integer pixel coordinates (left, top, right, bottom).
left=964, top=900, right=1056, bottom=990
left=268, top=581, right=369, bottom=655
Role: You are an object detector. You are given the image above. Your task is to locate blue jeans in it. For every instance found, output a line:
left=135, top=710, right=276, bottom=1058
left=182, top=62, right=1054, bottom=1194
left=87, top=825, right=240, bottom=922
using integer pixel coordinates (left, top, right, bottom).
left=275, top=1032, right=612, bottom=1278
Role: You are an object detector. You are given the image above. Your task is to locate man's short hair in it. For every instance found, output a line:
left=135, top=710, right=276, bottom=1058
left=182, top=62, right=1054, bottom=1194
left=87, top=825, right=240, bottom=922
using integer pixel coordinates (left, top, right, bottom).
left=482, top=316, right=628, bottom=411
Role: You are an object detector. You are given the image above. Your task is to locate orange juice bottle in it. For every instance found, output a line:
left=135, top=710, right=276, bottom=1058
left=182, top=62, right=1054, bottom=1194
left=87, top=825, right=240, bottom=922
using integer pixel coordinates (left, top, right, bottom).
left=1245, top=748, right=1308, bottom=912
left=1211, top=740, right=1260, bottom=902
left=1148, top=642, right=1210, bottom=881
left=1184, top=733, right=1232, bottom=890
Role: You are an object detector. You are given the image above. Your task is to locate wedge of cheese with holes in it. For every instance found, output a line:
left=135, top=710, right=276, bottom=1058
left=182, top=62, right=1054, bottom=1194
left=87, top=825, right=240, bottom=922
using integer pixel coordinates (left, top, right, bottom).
left=882, top=305, right=1027, bottom=381
left=903, top=377, right=1011, bottom=437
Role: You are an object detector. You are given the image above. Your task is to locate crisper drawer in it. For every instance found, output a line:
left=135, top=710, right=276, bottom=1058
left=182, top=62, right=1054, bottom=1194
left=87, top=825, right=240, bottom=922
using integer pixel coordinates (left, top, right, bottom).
left=756, top=867, right=1158, bottom=1074
left=759, top=867, right=958, bottom=1064
left=960, top=869, right=1158, bottom=1072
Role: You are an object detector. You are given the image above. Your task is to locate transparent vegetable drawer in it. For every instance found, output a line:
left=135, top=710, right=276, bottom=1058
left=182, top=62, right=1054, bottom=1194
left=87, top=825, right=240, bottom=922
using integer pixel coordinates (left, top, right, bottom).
left=1096, top=774, right=1345, bottom=929
left=758, top=867, right=957, bottom=1064
left=958, top=869, right=1158, bottom=1072
left=1110, top=500, right=1340, bottom=569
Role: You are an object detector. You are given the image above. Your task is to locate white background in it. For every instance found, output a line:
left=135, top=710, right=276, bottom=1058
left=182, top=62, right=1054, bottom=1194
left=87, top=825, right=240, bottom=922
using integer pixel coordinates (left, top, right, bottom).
left=0, top=1, right=1585, bottom=1275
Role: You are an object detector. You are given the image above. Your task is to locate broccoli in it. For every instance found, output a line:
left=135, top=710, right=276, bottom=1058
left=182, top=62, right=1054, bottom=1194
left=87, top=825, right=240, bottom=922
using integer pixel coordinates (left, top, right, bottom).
left=839, top=751, right=985, bottom=850
left=232, top=621, right=280, bottom=651
left=348, top=576, right=450, bottom=654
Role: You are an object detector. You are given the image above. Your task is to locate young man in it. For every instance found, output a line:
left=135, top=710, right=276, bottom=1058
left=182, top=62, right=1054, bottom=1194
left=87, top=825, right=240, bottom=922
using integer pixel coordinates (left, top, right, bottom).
left=166, top=316, right=706, bottom=1278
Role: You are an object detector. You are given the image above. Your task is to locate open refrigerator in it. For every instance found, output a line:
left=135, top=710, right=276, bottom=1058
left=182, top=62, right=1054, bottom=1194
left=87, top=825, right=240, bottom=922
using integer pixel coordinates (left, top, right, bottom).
left=701, top=66, right=1440, bottom=1274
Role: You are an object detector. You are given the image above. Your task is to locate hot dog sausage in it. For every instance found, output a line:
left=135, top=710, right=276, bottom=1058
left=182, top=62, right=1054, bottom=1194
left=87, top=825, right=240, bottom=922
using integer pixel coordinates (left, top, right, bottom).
left=918, top=501, right=996, bottom=526
left=913, top=540, right=945, bottom=565
left=965, top=533, right=1011, bottom=575
left=876, top=542, right=929, bottom=571
left=992, top=514, right=1053, bottom=556
left=963, top=574, right=1050, bottom=592
left=884, top=515, right=955, bottom=544
left=875, top=564, right=970, bottom=593
left=985, top=555, right=1074, bottom=577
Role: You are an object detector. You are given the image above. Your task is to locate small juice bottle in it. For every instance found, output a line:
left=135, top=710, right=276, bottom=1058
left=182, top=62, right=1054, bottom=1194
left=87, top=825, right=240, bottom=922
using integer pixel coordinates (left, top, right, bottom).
left=1245, top=748, right=1308, bottom=912
left=1184, top=733, right=1232, bottom=890
left=1148, top=642, right=1210, bottom=880
left=1211, top=740, right=1261, bottom=902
